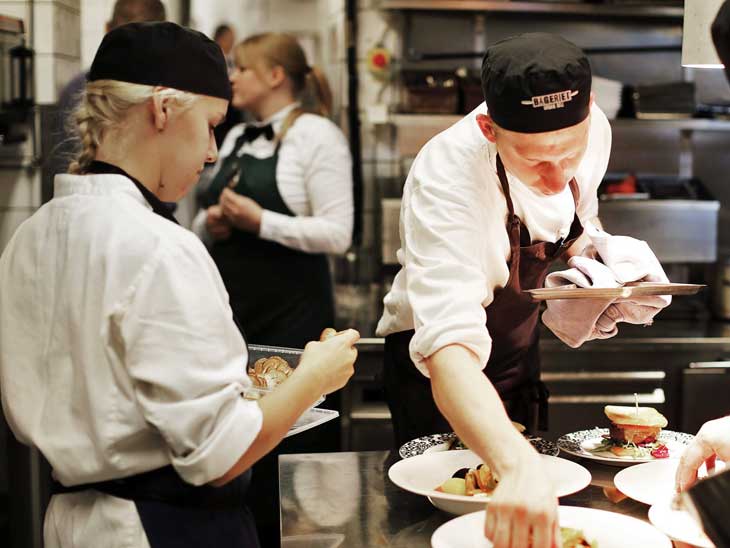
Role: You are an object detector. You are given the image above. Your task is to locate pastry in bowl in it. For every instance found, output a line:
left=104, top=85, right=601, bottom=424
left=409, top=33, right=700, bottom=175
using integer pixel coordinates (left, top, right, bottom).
left=248, top=356, right=293, bottom=389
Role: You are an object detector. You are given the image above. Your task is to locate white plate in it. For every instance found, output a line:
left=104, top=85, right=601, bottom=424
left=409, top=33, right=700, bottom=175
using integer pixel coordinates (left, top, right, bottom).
left=388, top=450, right=591, bottom=515
left=614, top=458, right=726, bottom=507
left=398, top=433, right=559, bottom=459
left=431, top=505, right=672, bottom=548
left=649, top=502, right=714, bottom=548
left=557, top=428, right=693, bottom=467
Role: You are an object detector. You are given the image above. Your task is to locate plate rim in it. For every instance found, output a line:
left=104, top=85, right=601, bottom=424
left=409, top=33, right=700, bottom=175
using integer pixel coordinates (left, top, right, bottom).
left=399, top=432, right=559, bottom=459
left=557, top=427, right=693, bottom=464
left=431, top=505, right=673, bottom=548
left=648, top=502, right=715, bottom=548
left=389, top=451, right=591, bottom=504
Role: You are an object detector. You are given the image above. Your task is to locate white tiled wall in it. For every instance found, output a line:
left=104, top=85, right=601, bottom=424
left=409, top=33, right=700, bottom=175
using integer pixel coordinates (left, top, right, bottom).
left=0, top=0, right=80, bottom=252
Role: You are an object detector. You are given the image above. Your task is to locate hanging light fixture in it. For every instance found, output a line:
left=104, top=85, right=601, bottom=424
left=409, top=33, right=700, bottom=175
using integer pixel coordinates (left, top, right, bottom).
left=682, top=0, right=725, bottom=68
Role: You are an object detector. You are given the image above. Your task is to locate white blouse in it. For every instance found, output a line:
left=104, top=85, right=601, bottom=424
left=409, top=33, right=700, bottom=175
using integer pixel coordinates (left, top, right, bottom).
left=376, top=103, right=612, bottom=376
left=0, top=173, right=262, bottom=546
left=192, top=103, right=354, bottom=255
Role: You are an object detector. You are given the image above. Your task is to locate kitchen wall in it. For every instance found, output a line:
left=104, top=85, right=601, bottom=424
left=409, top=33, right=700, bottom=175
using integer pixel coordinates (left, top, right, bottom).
left=0, top=0, right=80, bottom=249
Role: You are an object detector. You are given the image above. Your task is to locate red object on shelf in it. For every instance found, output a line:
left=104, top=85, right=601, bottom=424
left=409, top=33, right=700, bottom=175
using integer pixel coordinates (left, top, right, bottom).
left=605, top=173, right=638, bottom=194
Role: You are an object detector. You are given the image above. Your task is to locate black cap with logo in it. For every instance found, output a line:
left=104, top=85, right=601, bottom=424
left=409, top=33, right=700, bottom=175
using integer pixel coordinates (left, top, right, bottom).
left=89, top=21, right=232, bottom=101
left=481, top=32, right=592, bottom=134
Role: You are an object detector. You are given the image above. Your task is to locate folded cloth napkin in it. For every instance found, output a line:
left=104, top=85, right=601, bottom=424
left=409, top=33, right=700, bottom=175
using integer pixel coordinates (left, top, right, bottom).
left=542, top=256, right=619, bottom=347
left=542, top=224, right=671, bottom=348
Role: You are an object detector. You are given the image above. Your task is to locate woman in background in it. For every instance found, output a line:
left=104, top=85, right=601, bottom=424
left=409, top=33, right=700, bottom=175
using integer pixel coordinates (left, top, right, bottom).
left=194, top=32, right=353, bottom=351
left=193, top=33, right=353, bottom=546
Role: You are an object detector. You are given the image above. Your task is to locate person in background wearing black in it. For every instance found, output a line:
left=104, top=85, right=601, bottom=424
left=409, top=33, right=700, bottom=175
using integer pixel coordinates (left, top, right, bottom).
left=211, top=23, right=244, bottom=148
left=47, top=0, right=165, bottom=177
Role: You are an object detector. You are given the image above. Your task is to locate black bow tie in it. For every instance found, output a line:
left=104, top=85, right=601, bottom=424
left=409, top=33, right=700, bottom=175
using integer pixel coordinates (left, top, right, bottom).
left=241, top=123, right=274, bottom=143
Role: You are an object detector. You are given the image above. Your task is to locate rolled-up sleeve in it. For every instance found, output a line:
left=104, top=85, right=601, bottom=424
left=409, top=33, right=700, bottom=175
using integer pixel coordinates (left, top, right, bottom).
left=114, top=238, right=262, bottom=486
left=404, top=143, right=493, bottom=377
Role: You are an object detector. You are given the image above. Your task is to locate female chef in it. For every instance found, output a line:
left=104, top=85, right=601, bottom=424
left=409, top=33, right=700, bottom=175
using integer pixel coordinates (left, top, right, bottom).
left=376, top=33, right=669, bottom=548
left=0, top=22, right=359, bottom=548
left=193, top=32, right=353, bottom=350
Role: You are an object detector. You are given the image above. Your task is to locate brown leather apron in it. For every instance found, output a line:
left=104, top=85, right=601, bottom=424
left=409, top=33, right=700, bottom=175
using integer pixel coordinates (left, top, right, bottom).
left=383, top=154, right=584, bottom=447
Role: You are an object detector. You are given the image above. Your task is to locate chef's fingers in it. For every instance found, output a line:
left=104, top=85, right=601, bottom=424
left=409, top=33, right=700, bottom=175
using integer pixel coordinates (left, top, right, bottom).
left=319, top=327, right=338, bottom=341
left=548, top=519, right=563, bottom=548
left=491, top=506, right=512, bottom=548
left=484, top=507, right=496, bottom=540
left=332, top=328, right=360, bottom=346
left=676, top=443, right=710, bottom=491
left=508, top=507, right=529, bottom=548
left=528, top=508, right=552, bottom=548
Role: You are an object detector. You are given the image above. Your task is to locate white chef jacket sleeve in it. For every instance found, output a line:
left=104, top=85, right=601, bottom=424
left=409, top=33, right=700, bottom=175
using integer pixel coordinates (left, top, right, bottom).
left=575, top=105, right=612, bottom=222
left=113, top=237, right=262, bottom=486
left=258, top=119, right=353, bottom=255
left=405, top=143, right=493, bottom=377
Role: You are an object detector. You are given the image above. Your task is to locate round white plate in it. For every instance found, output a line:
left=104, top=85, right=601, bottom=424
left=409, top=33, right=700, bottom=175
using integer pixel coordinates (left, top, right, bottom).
left=557, top=428, right=693, bottom=467
left=388, top=450, right=591, bottom=515
left=614, top=458, right=726, bottom=507
left=431, top=505, right=672, bottom=548
left=649, top=502, right=714, bottom=548
left=399, top=433, right=559, bottom=459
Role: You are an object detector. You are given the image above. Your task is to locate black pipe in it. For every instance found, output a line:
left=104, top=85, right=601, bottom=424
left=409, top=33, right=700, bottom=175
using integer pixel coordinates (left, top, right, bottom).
left=346, top=0, right=363, bottom=247
left=407, top=44, right=682, bottom=62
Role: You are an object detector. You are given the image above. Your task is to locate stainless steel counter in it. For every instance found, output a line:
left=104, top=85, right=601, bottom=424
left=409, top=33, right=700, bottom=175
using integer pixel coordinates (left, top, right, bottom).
left=279, top=451, right=651, bottom=548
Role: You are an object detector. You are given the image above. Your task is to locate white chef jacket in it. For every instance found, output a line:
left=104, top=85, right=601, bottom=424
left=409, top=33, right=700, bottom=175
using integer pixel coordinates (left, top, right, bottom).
left=192, top=102, right=354, bottom=254
left=376, top=102, right=611, bottom=376
left=0, top=172, right=263, bottom=547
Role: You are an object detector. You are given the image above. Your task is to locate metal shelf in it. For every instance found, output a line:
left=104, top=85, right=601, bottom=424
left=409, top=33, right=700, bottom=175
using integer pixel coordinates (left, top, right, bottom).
left=391, top=113, right=730, bottom=132
left=381, top=1, right=684, bottom=19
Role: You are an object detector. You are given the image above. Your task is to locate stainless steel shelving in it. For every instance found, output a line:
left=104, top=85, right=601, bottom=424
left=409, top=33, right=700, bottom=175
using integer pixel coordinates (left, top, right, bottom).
left=381, top=1, right=684, bottom=19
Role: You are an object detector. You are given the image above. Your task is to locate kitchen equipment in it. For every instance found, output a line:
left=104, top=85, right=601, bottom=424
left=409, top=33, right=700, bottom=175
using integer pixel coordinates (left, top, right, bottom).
left=632, top=81, right=696, bottom=119
left=401, top=70, right=459, bottom=114
left=526, top=282, right=705, bottom=301
left=713, top=260, right=730, bottom=320
left=681, top=362, right=730, bottom=433
left=0, top=15, right=33, bottom=148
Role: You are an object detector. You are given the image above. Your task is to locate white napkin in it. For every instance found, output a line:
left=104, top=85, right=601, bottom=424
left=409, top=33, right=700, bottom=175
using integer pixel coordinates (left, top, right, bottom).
left=542, top=224, right=671, bottom=348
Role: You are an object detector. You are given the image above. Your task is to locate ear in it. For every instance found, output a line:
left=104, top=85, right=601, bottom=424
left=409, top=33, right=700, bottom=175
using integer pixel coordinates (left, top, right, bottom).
left=476, top=113, right=497, bottom=143
left=267, top=65, right=287, bottom=89
left=589, top=91, right=595, bottom=109
left=150, top=91, right=169, bottom=132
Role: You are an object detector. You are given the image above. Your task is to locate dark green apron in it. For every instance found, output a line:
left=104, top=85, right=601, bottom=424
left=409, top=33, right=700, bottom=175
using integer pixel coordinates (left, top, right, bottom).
left=203, top=145, right=335, bottom=349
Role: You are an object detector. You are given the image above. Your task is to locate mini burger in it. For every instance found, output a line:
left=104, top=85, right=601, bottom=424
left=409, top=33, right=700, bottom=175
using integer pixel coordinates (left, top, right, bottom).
left=605, top=405, right=668, bottom=444
left=600, top=405, right=670, bottom=458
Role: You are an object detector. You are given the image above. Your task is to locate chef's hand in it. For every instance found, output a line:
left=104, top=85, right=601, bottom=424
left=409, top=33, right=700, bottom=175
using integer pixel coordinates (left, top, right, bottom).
left=297, top=329, right=360, bottom=395
left=219, top=187, right=263, bottom=234
left=205, top=205, right=232, bottom=241
left=485, top=450, right=560, bottom=548
left=676, top=416, right=730, bottom=492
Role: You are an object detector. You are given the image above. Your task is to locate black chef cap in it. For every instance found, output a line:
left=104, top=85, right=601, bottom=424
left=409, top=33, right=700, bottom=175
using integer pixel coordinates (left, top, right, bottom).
left=89, top=22, right=232, bottom=101
left=712, top=1, right=730, bottom=84
left=481, top=33, right=591, bottom=134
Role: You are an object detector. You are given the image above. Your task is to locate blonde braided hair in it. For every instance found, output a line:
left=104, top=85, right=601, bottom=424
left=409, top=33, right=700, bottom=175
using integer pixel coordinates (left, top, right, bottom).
left=68, top=80, right=197, bottom=174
